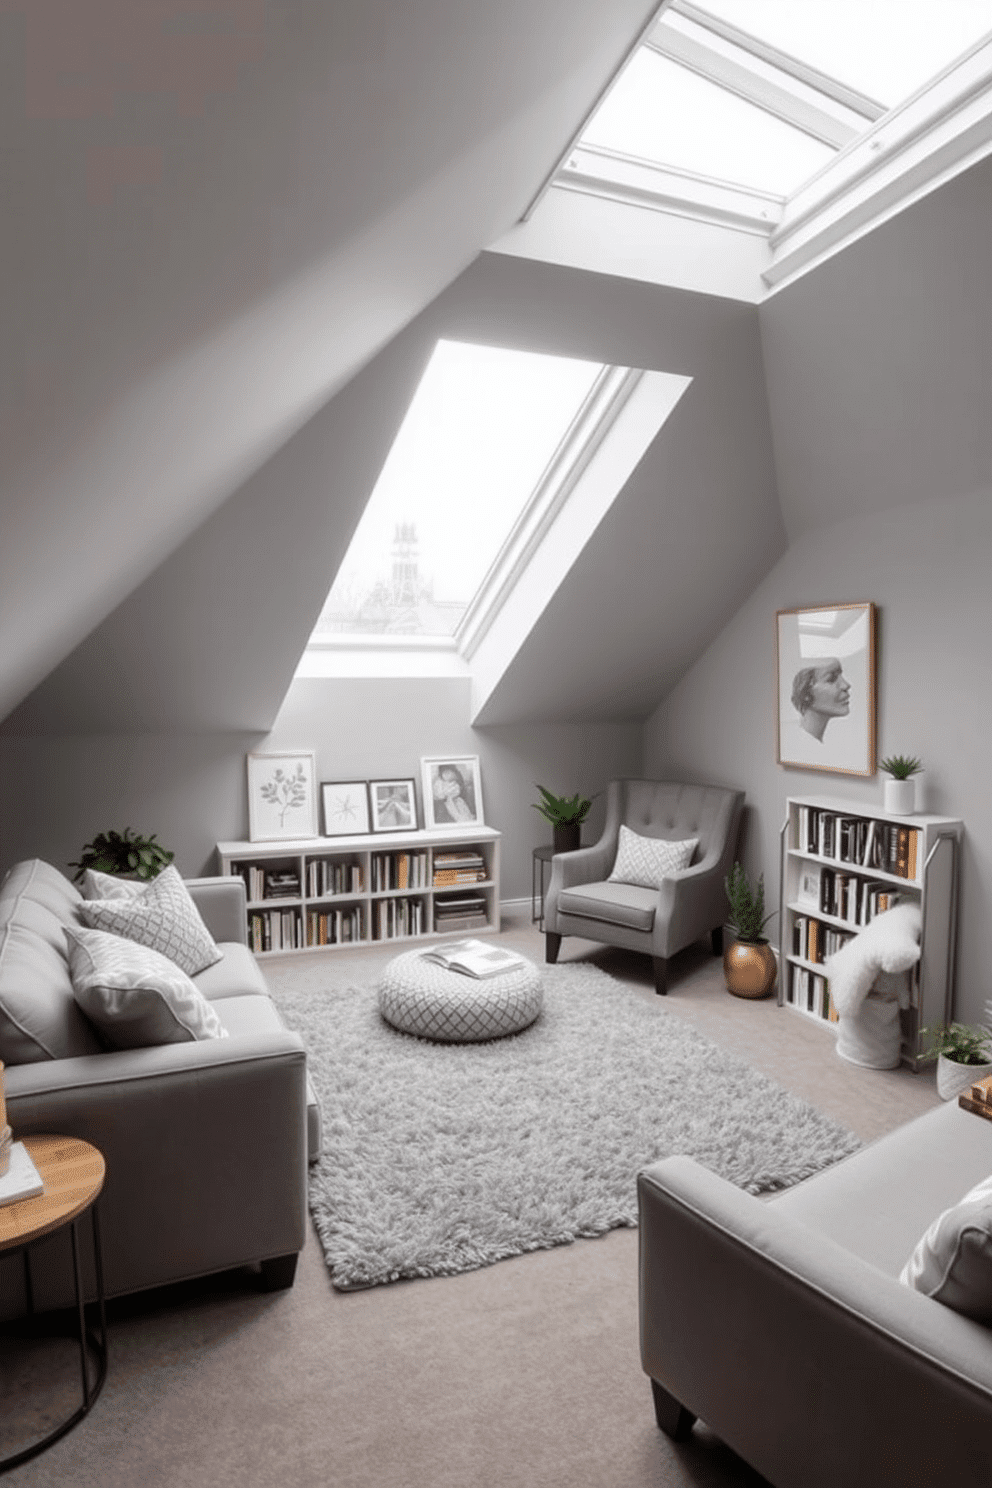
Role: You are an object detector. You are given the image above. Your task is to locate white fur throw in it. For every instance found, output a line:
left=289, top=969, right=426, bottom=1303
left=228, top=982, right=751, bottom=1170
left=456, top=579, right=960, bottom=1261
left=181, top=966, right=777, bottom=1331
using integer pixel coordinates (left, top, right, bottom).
left=824, top=903, right=922, bottom=1019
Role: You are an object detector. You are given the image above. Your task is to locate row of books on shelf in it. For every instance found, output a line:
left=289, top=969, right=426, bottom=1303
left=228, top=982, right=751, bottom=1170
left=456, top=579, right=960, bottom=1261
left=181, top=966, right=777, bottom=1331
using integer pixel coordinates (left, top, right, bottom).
left=786, top=964, right=837, bottom=1023
left=434, top=893, right=488, bottom=933
left=792, top=915, right=854, bottom=966
left=250, top=909, right=303, bottom=953
left=370, top=851, right=430, bottom=893
left=307, top=858, right=364, bottom=898
left=305, top=905, right=365, bottom=947
left=796, top=807, right=920, bottom=879
left=799, top=865, right=904, bottom=926
left=372, top=896, right=424, bottom=940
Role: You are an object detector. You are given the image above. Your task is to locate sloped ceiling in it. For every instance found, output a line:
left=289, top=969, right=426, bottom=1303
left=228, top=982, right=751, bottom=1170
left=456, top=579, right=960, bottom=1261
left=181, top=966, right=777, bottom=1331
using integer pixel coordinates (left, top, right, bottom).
left=0, top=0, right=658, bottom=722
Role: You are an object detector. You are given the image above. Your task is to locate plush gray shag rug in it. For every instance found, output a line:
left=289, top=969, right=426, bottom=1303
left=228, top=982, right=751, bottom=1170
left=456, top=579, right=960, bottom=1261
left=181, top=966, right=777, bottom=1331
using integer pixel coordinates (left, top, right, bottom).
left=269, top=961, right=860, bottom=1290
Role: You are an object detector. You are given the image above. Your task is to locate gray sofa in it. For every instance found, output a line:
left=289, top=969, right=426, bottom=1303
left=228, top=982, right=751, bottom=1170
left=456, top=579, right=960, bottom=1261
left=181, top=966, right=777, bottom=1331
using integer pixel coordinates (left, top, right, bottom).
left=0, top=859, right=320, bottom=1319
left=545, top=780, right=744, bottom=994
left=639, top=1099, right=992, bottom=1487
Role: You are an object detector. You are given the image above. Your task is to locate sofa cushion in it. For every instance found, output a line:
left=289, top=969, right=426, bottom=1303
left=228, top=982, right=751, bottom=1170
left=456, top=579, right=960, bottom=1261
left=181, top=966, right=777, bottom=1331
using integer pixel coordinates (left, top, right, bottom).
left=78, top=865, right=222, bottom=977
left=214, top=993, right=322, bottom=1162
left=194, top=942, right=270, bottom=1001
left=0, top=860, right=105, bottom=1064
left=558, top=880, right=658, bottom=932
left=900, top=1172, right=992, bottom=1321
left=66, top=925, right=228, bottom=1050
left=608, top=825, right=697, bottom=890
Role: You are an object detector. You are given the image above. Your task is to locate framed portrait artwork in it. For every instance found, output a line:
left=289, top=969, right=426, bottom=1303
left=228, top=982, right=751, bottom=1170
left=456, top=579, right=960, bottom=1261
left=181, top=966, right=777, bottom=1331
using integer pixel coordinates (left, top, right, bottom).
left=369, top=778, right=418, bottom=833
left=321, top=780, right=371, bottom=837
left=776, top=603, right=876, bottom=776
left=421, top=756, right=484, bottom=830
left=247, top=751, right=318, bottom=842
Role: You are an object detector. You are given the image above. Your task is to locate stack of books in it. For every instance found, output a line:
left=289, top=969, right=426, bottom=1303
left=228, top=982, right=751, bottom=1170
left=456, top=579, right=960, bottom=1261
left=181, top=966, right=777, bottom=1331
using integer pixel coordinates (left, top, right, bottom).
left=264, top=869, right=300, bottom=900
left=434, top=894, right=488, bottom=932
left=958, top=1073, right=992, bottom=1122
left=433, top=850, right=487, bottom=887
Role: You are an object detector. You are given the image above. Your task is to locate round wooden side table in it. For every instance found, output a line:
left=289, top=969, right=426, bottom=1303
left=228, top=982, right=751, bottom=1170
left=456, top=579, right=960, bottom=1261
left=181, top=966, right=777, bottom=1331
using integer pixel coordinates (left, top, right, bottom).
left=0, top=1135, right=107, bottom=1474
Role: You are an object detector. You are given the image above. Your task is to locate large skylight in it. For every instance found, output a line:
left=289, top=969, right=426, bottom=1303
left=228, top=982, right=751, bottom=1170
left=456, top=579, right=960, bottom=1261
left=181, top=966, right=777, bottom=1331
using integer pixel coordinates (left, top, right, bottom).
left=310, top=341, right=604, bottom=641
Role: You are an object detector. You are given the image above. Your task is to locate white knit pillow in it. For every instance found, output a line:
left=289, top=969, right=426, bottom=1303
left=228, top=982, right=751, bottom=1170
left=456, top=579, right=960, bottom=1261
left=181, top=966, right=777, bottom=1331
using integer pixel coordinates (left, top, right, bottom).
left=900, top=1173, right=992, bottom=1322
left=80, top=868, right=146, bottom=902
left=608, top=825, right=698, bottom=890
left=78, top=864, right=222, bottom=976
left=66, top=925, right=227, bottom=1050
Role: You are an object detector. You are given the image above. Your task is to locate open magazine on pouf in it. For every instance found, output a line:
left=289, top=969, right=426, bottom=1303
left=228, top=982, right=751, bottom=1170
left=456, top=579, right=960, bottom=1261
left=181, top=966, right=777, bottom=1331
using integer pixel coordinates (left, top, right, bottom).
left=421, top=939, right=528, bottom=979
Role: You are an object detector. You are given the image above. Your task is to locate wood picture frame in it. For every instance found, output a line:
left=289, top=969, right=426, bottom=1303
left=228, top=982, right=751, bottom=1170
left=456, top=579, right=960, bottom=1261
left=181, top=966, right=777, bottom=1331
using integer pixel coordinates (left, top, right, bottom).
left=321, top=780, right=371, bottom=837
left=776, top=603, right=876, bottom=776
left=247, top=751, right=318, bottom=842
left=421, top=756, right=484, bottom=830
left=368, top=779, right=418, bottom=834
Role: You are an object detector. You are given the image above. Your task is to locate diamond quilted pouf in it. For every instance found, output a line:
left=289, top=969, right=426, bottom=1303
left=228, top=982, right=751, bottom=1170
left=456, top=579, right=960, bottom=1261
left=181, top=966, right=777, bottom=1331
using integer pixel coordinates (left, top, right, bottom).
left=378, top=950, right=543, bottom=1043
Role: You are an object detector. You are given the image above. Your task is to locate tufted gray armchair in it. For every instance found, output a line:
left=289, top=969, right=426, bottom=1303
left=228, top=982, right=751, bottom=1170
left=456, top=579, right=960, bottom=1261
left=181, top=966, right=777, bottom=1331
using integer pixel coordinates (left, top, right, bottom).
left=544, top=780, right=744, bottom=995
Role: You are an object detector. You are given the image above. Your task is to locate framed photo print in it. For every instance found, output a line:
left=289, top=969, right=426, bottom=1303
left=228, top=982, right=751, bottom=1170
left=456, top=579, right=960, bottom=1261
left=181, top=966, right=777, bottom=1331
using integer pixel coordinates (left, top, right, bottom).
left=247, top=751, right=318, bottom=842
left=369, top=779, right=418, bottom=833
left=321, top=780, right=370, bottom=837
left=421, top=756, right=484, bottom=830
left=776, top=603, right=876, bottom=776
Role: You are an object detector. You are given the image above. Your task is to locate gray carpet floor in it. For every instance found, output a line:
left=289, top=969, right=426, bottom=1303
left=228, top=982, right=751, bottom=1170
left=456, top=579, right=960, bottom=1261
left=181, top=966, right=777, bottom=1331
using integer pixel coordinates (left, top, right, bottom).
left=2, top=912, right=941, bottom=1487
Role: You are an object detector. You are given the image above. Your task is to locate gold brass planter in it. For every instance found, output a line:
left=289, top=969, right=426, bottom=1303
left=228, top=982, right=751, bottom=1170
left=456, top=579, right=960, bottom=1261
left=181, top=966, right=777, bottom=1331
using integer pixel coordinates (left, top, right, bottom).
left=723, top=941, right=777, bottom=1000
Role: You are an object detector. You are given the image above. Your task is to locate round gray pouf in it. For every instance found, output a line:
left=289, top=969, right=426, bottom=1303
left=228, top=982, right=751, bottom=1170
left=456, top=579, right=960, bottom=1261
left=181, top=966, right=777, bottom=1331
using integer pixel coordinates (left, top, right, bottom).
left=378, top=948, right=543, bottom=1043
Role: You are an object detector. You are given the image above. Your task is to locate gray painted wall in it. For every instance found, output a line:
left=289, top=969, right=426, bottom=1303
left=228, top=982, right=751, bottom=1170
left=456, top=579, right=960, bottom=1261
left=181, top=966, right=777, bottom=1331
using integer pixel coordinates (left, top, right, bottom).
left=644, top=486, right=991, bottom=1027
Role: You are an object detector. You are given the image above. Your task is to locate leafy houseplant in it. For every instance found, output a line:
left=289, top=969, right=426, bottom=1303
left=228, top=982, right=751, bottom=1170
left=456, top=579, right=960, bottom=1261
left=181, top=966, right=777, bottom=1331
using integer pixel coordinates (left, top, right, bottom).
left=532, top=786, right=594, bottom=854
left=880, top=754, right=923, bottom=780
left=919, top=1022, right=992, bottom=1101
left=880, top=754, right=922, bottom=815
left=70, top=828, right=174, bottom=884
left=723, top=863, right=777, bottom=1000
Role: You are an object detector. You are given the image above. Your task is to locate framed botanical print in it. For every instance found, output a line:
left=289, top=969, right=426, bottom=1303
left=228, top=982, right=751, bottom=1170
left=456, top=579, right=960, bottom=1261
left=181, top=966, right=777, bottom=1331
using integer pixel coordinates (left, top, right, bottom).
left=321, top=780, right=371, bottom=837
left=247, top=752, right=318, bottom=841
left=369, top=779, right=418, bottom=833
left=420, top=756, right=484, bottom=830
left=776, top=603, right=876, bottom=776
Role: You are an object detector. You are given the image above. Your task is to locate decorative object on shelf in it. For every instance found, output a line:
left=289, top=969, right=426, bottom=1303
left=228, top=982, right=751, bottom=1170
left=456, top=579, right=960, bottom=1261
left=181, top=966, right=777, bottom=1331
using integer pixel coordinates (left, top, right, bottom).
left=723, top=862, right=777, bottom=999
left=531, top=785, right=595, bottom=854
left=421, top=755, right=484, bottom=830
left=776, top=602, right=876, bottom=776
left=881, top=754, right=923, bottom=815
left=247, top=751, right=318, bottom=842
left=369, top=778, right=418, bottom=833
left=919, top=1022, right=992, bottom=1101
left=321, top=781, right=370, bottom=837
left=69, top=828, right=174, bottom=883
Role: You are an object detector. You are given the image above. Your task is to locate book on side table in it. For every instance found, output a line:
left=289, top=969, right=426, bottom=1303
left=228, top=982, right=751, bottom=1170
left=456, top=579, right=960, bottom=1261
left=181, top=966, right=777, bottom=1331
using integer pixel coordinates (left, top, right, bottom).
left=421, top=939, right=527, bottom=979
left=0, top=1141, right=45, bottom=1208
left=958, top=1073, right=992, bottom=1122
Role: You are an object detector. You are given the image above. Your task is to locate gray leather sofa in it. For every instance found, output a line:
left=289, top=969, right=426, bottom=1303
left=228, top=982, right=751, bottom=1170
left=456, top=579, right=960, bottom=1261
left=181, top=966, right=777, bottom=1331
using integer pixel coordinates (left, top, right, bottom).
left=639, top=1099, right=992, bottom=1487
left=0, top=858, right=319, bottom=1318
left=544, top=780, right=744, bottom=993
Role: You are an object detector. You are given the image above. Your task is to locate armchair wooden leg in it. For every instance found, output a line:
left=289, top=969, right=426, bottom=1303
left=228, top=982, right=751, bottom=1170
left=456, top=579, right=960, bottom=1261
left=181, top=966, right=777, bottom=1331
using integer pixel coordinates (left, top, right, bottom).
left=653, top=957, right=668, bottom=995
left=545, top=932, right=562, bottom=964
left=711, top=925, right=724, bottom=956
left=651, top=1379, right=697, bottom=1441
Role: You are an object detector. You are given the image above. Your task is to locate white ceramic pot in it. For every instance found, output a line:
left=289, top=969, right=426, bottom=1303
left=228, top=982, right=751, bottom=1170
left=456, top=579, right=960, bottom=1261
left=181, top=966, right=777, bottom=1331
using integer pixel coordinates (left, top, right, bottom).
left=936, top=1054, right=992, bottom=1101
left=884, top=778, right=916, bottom=815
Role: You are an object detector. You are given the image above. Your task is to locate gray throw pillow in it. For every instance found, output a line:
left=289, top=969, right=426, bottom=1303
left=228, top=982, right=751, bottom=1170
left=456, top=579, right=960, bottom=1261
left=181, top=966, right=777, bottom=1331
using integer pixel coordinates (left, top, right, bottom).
left=80, top=868, right=146, bottom=902
left=900, top=1173, right=992, bottom=1322
left=65, top=925, right=227, bottom=1050
left=78, top=864, right=222, bottom=977
left=608, top=825, right=698, bottom=890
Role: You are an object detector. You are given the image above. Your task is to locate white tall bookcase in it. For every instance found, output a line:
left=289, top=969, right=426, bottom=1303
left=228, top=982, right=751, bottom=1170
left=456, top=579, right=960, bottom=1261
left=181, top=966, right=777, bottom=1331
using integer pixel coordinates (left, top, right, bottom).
left=217, top=826, right=501, bottom=958
left=779, top=795, right=962, bottom=1071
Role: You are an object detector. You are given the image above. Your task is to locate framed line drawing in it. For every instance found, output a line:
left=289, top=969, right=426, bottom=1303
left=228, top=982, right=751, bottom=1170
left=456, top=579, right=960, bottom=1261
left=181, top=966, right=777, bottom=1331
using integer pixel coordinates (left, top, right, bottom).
left=247, top=752, right=318, bottom=842
left=321, top=780, right=371, bottom=837
left=421, top=756, right=484, bottom=830
left=776, top=603, right=876, bottom=776
left=368, top=778, right=418, bottom=833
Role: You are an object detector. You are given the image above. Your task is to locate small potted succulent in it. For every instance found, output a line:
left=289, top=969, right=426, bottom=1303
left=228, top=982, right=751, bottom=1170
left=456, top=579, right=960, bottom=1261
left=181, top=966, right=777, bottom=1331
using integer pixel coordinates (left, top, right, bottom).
left=880, top=754, right=922, bottom=815
left=723, top=862, right=777, bottom=1000
left=70, top=828, right=175, bottom=883
left=532, top=786, right=595, bottom=854
left=919, top=1022, right=992, bottom=1101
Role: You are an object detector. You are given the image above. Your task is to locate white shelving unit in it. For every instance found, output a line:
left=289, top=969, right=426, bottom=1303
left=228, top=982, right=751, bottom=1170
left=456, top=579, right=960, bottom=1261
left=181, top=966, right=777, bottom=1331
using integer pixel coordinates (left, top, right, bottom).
left=217, top=826, right=501, bottom=958
left=779, top=795, right=962, bottom=1070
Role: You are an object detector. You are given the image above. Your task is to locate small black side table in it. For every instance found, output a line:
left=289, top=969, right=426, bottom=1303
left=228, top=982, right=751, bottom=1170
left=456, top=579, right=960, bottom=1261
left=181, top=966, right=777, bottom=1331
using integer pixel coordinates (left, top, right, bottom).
left=531, top=845, right=556, bottom=930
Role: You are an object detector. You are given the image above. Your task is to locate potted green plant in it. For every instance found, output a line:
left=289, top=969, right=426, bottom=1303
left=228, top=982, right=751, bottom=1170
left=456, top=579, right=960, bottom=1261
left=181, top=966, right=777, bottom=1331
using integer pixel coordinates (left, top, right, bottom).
left=723, top=862, right=778, bottom=1000
left=69, top=828, right=175, bottom=884
left=532, top=786, right=595, bottom=854
left=880, top=754, right=922, bottom=815
left=919, top=1022, right=992, bottom=1101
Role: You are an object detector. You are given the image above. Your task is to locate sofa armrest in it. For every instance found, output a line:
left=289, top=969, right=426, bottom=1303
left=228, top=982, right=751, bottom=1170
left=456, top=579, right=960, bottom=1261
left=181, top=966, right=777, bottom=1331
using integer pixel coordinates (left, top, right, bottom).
left=639, top=1156, right=992, bottom=1488
left=186, top=875, right=248, bottom=945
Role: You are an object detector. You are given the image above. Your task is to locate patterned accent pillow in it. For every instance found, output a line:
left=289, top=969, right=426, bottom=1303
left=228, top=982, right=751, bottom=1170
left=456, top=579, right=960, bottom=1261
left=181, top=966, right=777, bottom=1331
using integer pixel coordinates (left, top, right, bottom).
left=608, top=825, right=698, bottom=890
left=65, top=925, right=227, bottom=1049
left=899, top=1173, right=992, bottom=1322
left=80, top=868, right=146, bottom=902
left=78, top=864, right=222, bottom=977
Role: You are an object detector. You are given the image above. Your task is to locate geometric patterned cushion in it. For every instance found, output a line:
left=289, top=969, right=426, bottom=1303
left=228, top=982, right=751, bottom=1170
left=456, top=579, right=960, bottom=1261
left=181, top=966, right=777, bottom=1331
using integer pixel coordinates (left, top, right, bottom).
left=77, top=864, right=222, bottom=977
left=378, top=949, right=543, bottom=1043
left=607, top=825, right=698, bottom=890
left=79, top=867, right=146, bottom=902
left=65, top=924, right=228, bottom=1049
